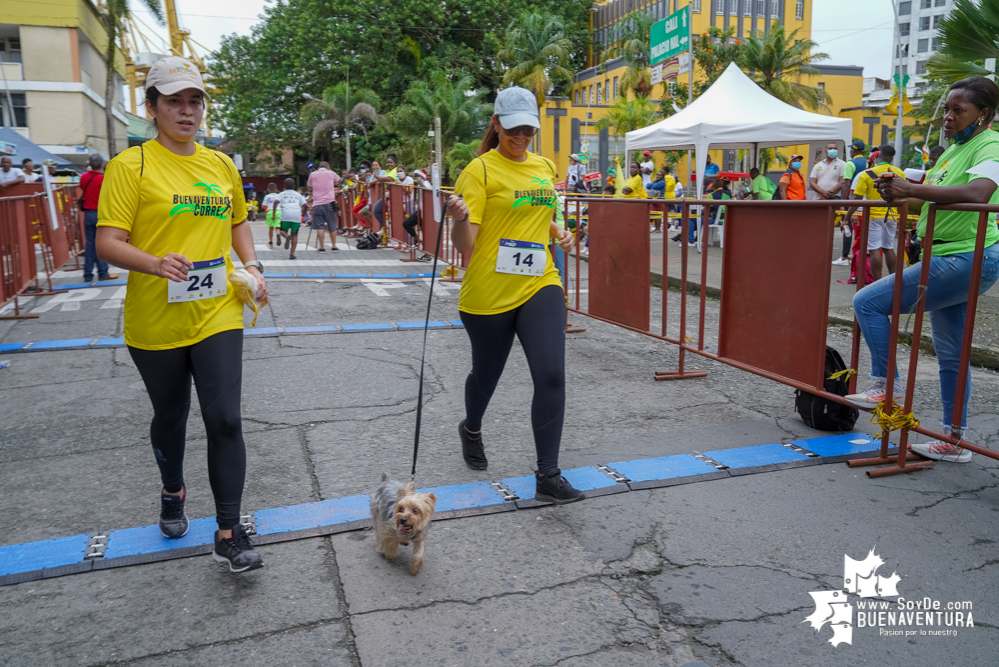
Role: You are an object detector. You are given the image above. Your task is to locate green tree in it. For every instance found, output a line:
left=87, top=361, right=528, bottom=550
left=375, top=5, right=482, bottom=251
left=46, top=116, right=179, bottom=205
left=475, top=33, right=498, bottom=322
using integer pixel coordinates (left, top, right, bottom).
left=600, top=11, right=658, bottom=96
left=691, top=27, right=741, bottom=95
left=927, top=0, right=999, bottom=81
left=595, top=95, right=660, bottom=163
left=100, top=0, right=164, bottom=157
left=301, top=82, right=382, bottom=171
left=739, top=23, right=831, bottom=110
left=498, top=10, right=574, bottom=111
left=445, top=141, right=480, bottom=177
left=390, top=71, right=492, bottom=155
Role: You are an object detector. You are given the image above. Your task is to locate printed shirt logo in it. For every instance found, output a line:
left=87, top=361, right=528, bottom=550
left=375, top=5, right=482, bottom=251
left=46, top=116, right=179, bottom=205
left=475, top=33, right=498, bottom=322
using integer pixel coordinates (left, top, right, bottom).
left=803, top=545, right=974, bottom=647
left=512, top=177, right=557, bottom=210
left=170, top=182, right=231, bottom=220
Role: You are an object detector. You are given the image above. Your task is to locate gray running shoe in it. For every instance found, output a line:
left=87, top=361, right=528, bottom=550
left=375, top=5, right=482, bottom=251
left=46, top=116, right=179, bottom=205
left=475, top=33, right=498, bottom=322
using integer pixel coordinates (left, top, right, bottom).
left=159, top=488, right=189, bottom=538
left=213, top=524, right=264, bottom=573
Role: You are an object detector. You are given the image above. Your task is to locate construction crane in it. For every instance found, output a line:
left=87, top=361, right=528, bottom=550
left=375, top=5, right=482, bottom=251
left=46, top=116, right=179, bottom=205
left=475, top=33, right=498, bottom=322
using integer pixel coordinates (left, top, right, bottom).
left=116, top=0, right=216, bottom=133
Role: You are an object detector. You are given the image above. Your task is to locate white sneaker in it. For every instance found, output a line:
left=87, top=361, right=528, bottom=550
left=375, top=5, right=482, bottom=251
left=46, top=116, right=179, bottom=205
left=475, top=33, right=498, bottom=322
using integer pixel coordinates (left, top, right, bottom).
left=908, top=440, right=972, bottom=463
left=832, top=258, right=850, bottom=266
left=845, top=380, right=904, bottom=408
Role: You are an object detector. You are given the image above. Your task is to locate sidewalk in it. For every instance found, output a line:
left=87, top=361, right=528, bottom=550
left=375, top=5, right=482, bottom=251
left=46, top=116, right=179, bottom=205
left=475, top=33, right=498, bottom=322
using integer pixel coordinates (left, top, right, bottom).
left=649, top=228, right=999, bottom=370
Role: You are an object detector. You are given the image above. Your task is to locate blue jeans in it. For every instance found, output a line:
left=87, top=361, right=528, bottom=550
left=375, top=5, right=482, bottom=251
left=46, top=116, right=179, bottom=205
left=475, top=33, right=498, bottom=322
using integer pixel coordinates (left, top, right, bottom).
left=551, top=245, right=565, bottom=281
left=853, top=242, right=999, bottom=429
left=83, top=209, right=109, bottom=280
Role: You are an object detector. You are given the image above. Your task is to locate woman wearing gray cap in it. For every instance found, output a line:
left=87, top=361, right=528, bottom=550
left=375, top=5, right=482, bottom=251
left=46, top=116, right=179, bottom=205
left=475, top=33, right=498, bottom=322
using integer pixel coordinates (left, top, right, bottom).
left=96, top=56, right=267, bottom=572
left=447, top=86, right=582, bottom=504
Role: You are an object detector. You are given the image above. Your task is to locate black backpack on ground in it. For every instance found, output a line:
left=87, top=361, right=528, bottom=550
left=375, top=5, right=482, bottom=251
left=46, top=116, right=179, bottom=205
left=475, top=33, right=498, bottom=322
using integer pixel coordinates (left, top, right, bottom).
left=355, top=230, right=381, bottom=250
left=794, top=346, right=859, bottom=431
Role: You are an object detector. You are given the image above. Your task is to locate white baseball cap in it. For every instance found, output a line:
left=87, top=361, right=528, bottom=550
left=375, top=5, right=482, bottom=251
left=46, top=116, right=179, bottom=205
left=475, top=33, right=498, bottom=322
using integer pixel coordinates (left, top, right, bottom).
left=145, top=56, right=211, bottom=101
left=494, top=87, right=540, bottom=129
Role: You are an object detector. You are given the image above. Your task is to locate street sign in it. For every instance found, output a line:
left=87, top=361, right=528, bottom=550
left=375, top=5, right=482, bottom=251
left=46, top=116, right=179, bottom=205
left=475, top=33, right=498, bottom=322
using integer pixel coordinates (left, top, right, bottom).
left=650, top=64, right=663, bottom=86
left=650, top=6, right=690, bottom=66
left=662, top=52, right=691, bottom=80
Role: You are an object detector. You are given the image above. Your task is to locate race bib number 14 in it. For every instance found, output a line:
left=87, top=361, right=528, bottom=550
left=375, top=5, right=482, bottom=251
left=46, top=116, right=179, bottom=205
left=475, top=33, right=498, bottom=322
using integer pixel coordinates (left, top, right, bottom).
left=168, top=256, right=228, bottom=303
left=495, top=239, right=546, bottom=276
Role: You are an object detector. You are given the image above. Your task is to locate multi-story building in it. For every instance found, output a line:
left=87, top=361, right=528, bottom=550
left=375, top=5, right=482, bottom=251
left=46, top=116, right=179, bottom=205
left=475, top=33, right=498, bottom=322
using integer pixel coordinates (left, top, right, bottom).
left=894, top=0, right=951, bottom=93
left=0, top=0, right=128, bottom=167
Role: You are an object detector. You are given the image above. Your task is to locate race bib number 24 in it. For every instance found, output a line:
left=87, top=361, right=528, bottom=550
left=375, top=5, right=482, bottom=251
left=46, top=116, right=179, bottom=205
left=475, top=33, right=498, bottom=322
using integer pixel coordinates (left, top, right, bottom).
left=168, top=256, right=228, bottom=303
left=495, top=239, right=546, bottom=276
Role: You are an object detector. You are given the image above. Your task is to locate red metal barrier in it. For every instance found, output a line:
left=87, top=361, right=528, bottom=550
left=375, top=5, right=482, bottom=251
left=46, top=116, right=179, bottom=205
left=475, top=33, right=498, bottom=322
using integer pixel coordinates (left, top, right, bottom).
left=562, top=196, right=997, bottom=475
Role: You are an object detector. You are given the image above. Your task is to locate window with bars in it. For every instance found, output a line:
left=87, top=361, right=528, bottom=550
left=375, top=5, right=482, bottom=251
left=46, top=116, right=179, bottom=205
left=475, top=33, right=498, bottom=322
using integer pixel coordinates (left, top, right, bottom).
left=606, top=80, right=612, bottom=103
left=716, top=0, right=723, bottom=15
left=575, top=88, right=580, bottom=104
left=613, top=77, right=619, bottom=99
left=757, top=0, right=765, bottom=14
left=596, top=82, right=602, bottom=104
left=744, top=0, right=752, bottom=13
left=770, top=0, right=779, bottom=17
left=730, top=0, right=737, bottom=15
left=693, top=0, right=701, bottom=12
left=795, top=0, right=803, bottom=19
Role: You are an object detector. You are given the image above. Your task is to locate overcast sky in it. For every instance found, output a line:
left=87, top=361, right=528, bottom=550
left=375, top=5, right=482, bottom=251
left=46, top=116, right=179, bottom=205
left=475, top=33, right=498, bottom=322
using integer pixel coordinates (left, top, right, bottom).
left=131, top=0, right=899, bottom=80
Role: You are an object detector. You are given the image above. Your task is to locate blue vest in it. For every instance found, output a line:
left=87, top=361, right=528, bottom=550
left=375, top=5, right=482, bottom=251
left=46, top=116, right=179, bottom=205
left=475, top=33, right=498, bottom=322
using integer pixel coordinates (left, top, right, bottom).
left=850, top=156, right=867, bottom=176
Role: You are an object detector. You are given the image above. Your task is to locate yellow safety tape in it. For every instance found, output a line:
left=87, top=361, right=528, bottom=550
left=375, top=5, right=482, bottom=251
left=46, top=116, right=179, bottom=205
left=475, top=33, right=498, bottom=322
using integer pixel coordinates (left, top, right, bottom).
left=869, top=401, right=920, bottom=440
left=828, top=368, right=857, bottom=381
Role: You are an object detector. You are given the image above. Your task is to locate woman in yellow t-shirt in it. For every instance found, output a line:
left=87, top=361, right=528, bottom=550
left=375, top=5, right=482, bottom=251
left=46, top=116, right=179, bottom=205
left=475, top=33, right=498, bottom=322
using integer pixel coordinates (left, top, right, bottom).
left=95, top=57, right=267, bottom=573
left=448, top=86, right=582, bottom=504
left=622, top=161, right=647, bottom=198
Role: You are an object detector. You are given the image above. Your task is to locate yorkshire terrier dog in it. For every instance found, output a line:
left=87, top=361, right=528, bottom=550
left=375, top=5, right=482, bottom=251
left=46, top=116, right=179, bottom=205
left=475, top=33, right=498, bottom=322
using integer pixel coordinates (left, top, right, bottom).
left=370, top=473, right=437, bottom=575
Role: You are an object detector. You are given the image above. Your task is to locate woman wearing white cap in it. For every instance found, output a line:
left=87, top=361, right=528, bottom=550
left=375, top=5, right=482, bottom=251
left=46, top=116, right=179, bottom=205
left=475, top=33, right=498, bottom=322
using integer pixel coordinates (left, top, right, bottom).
left=447, top=86, right=582, bottom=504
left=96, top=56, right=267, bottom=572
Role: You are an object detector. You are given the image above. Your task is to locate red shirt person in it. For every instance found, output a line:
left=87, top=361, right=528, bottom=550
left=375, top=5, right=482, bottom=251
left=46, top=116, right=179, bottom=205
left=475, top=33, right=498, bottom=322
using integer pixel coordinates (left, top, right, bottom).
left=80, top=153, right=117, bottom=281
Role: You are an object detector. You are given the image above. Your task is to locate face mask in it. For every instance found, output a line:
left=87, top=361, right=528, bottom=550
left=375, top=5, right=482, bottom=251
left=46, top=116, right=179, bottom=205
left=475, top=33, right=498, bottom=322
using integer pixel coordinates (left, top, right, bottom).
left=827, top=149, right=838, bottom=158
left=791, top=161, right=802, bottom=170
left=949, top=119, right=980, bottom=145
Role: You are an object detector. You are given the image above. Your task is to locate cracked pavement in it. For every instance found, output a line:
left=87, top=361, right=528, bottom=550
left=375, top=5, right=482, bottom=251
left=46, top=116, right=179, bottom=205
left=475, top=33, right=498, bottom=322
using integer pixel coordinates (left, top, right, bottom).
left=1, top=231, right=998, bottom=666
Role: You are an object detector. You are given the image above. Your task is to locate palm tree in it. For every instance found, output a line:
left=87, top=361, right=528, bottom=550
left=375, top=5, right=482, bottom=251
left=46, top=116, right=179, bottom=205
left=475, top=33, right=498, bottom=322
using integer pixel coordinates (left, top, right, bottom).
left=740, top=23, right=831, bottom=111
left=499, top=12, right=574, bottom=155
left=926, top=0, right=999, bottom=81
left=600, top=11, right=658, bottom=97
left=100, top=0, right=164, bottom=157
left=390, top=71, right=492, bottom=159
left=301, top=82, right=381, bottom=170
left=498, top=11, right=574, bottom=107
left=595, top=95, right=660, bottom=155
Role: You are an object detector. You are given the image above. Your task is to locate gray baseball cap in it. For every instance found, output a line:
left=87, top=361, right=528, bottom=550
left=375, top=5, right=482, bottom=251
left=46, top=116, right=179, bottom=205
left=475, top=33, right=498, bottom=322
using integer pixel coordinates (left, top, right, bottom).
left=494, top=87, right=540, bottom=129
left=145, top=56, right=211, bottom=101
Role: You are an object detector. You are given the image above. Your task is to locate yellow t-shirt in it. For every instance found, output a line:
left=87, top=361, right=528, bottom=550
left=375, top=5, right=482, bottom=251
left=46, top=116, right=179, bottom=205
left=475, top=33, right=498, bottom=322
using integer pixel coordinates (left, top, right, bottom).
left=663, top=174, right=677, bottom=199
left=624, top=174, right=647, bottom=198
left=97, top=140, right=247, bottom=350
left=852, top=162, right=906, bottom=220
left=455, top=150, right=562, bottom=315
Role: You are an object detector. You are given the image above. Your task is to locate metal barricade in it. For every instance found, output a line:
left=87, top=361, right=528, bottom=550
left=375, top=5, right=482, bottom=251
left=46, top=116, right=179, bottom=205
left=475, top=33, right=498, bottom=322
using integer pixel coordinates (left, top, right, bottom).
left=562, top=195, right=998, bottom=476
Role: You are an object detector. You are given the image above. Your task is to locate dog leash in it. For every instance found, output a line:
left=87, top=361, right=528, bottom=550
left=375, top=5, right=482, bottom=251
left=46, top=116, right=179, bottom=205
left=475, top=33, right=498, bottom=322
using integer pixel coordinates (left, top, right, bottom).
left=411, top=194, right=456, bottom=481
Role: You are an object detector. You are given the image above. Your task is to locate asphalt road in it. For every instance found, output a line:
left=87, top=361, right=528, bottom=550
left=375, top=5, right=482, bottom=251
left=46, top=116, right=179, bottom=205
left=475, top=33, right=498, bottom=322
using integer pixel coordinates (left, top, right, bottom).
left=1, top=225, right=997, bottom=666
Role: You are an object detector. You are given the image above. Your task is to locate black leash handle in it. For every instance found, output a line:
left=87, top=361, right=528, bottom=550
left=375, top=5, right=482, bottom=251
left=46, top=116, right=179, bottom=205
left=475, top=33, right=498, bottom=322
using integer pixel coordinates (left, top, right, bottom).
left=411, top=194, right=457, bottom=480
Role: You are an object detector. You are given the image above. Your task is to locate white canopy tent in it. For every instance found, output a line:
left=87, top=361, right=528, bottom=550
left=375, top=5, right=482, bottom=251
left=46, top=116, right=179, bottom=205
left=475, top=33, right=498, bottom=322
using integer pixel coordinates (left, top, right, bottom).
left=625, top=62, right=853, bottom=199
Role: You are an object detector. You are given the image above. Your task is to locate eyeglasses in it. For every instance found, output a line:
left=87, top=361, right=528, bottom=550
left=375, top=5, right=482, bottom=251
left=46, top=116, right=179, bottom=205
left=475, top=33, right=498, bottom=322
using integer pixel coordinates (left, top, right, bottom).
left=502, top=125, right=538, bottom=137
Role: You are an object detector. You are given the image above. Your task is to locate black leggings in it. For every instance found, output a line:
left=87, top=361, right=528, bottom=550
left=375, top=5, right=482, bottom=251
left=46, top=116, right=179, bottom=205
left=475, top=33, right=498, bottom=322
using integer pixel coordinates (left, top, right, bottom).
left=459, top=285, right=566, bottom=476
left=128, top=329, right=246, bottom=529
left=402, top=212, right=420, bottom=242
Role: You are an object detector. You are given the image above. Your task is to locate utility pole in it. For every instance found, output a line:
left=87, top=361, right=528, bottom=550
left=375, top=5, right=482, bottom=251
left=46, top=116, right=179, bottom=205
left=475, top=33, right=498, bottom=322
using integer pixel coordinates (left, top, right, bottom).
left=890, top=0, right=904, bottom=168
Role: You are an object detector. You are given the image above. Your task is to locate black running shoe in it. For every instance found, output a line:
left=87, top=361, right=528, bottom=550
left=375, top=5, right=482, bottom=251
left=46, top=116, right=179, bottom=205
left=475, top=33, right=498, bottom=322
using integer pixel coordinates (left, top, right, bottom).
left=284, top=233, right=291, bottom=249
left=159, top=488, right=189, bottom=538
left=213, top=524, right=264, bottom=573
left=459, top=420, right=488, bottom=470
left=535, top=471, right=585, bottom=505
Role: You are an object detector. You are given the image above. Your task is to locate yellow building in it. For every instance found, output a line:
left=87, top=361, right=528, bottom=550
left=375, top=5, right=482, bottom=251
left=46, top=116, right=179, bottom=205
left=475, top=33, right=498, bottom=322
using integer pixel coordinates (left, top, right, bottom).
left=537, top=0, right=903, bottom=185
left=0, top=0, right=128, bottom=166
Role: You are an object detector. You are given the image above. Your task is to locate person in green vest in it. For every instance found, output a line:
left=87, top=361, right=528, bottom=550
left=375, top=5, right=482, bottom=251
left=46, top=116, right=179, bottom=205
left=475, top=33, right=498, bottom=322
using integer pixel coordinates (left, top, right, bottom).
left=749, top=167, right=775, bottom=200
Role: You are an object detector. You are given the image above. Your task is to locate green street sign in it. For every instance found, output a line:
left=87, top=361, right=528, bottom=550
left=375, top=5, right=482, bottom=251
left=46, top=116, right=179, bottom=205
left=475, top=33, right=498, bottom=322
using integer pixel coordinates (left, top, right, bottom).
left=650, top=6, right=690, bottom=66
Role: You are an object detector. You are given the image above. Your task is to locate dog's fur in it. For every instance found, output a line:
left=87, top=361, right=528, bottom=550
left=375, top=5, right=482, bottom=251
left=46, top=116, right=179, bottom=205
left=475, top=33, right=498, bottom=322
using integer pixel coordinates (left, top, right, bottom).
left=370, top=473, right=437, bottom=575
